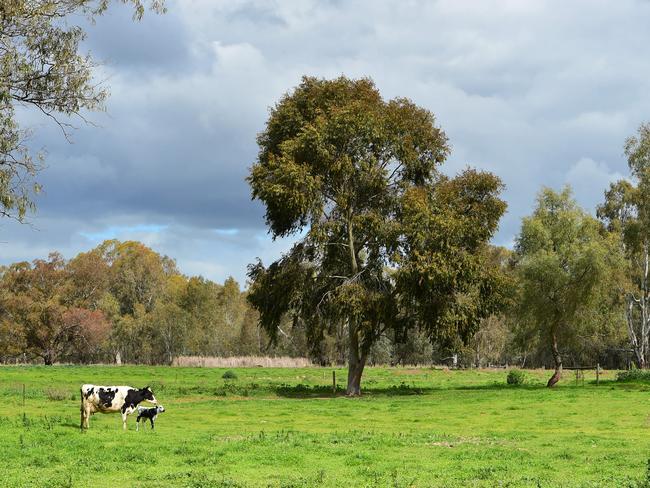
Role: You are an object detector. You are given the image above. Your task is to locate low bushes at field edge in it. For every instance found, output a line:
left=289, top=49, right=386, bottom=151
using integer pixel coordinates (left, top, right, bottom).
left=616, top=369, right=650, bottom=382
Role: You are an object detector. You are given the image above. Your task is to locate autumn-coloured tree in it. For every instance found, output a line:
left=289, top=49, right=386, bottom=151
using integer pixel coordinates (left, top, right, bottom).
left=0, top=254, right=75, bottom=364
left=65, top=249, right=110, bottom=309
left=63, top=308, right=111, bottom=362
left=102, top=240, right=177, bottom=315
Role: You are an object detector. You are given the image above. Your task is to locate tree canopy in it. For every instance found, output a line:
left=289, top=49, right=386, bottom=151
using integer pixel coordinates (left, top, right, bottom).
left=247, top=76, right=508, bottom=394
left=597, top=122, right=650, bottom=368
left=515, top=187, right=623, bottom=386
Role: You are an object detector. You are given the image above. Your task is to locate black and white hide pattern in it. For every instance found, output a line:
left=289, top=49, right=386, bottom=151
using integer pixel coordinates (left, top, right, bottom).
left=136, top=405, right=165, bottom=431
left=80, top=384, right=157, bottom=430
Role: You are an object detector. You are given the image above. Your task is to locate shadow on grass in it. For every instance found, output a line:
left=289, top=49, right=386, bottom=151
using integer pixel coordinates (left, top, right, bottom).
left=273, top=383, right=440, bottom=398
left=272, top=381, right=557, bottom=398
left=271, top=379, right=630, bottom=398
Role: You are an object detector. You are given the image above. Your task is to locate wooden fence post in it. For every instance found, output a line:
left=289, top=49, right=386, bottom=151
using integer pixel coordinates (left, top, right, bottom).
left=596, top=363, right=600, bottom=385
left=332, top=371, right=336, bottom=396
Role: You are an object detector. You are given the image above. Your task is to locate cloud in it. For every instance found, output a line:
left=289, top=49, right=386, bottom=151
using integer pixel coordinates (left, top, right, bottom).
left=565, top=157, right=626, bottom=212
left=5, top=0, right=650, bottom=283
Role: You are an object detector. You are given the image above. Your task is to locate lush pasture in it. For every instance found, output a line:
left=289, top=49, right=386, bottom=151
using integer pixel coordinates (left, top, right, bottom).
left=0, top=366, right=649, bottom=487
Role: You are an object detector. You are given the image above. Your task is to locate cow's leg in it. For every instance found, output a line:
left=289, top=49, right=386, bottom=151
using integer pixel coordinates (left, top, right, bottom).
left=122, top=405, right=135, bottom=430
left=136, top=416, right=141, bottom=431
left=150, top=417, right=155, bottom=430
left=80, top=393, right=90, bottom=430
left=81, top=404, right=91, bottom=429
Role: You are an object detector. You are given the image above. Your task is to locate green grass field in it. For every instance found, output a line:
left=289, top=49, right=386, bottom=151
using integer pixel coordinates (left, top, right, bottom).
left=0, top=365, right=649, bottom=487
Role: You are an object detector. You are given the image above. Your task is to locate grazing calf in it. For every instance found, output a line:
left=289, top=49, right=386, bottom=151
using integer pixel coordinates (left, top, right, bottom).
left=136, top=405, right=165, bottom=431
left=80, top=384, right=157, bottom=430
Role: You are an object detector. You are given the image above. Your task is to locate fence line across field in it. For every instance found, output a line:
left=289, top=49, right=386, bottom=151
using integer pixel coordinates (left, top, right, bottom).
left=561, top=364, right=601, bottom=385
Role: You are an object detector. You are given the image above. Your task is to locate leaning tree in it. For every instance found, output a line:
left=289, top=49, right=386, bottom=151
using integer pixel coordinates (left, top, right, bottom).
left=515, top=187, right=622, bottom=386
left=247, top=76, right=507, bottom=395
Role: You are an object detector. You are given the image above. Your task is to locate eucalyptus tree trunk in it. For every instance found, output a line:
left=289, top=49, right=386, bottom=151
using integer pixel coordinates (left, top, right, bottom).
left=627, top=243, right=650, bottom=368
left=345, top=213, right=366, bottom=396
left=346, top=322, right=367, bottom=396
left=546, top=328, right=562, bottom=387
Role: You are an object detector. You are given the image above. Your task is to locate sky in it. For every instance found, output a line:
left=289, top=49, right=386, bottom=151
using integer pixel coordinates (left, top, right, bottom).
left=3, top=0, right=650, bottom=285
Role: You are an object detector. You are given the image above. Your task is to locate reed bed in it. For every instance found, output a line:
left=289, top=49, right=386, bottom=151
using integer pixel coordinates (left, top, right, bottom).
left=172, top=355, right=313, bottom=368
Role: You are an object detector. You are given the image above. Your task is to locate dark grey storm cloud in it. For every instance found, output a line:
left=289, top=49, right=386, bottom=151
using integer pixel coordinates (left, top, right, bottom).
left=3, top=0, right=650, bottom=283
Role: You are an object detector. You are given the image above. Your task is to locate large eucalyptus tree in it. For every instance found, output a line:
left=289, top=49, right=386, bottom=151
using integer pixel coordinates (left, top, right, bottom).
left=247, top=76, right=508, bottom=395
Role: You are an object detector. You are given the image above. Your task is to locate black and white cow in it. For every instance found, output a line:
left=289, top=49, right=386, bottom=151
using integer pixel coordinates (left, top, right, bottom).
left=80, top=384, right=157, bottom=430
left=136, top=405, right=165, bottom=431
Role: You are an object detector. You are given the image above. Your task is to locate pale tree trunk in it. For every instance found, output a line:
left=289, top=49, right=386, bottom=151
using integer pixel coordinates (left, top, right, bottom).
left=627, top=243, right=650, bottom=368
left=547, top=328, right=562, bottom=388
left=642, top=245, right=649, bottom=367
left=627, top=297, right=644, bottom=368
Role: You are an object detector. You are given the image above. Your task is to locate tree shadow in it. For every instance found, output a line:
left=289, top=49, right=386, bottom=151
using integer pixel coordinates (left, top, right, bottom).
left=272, top=382, right=490, bottom=398
left=272, top=380, right=608, bottom=398
left=273, top=384, right=346, bottom=398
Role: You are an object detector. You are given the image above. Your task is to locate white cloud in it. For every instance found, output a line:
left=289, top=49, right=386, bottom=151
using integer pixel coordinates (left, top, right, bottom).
left=565, top=157, right=625, bottom=212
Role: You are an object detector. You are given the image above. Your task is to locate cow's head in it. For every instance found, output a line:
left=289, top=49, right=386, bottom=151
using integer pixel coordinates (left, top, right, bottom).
left=142, top=386, right=157, bottom=404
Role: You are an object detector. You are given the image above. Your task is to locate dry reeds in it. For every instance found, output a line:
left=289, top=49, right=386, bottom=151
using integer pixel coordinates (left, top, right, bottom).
left=172, top=356, right=313, bottom=368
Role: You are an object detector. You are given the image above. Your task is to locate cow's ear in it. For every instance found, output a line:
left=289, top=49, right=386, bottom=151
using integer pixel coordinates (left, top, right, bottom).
left=144, top=386, right=150, bottom=391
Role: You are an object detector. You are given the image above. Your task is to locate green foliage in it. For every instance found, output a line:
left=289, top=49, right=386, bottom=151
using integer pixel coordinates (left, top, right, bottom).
left=0, top=0, right=164, bottom=221
left=514, top=187, right=624, bottom=381
left=506, top=369, right=527, bottom=386
left=597, top=123, right=650, bottom=369
left=222, top=370, right=238, bottom=380
left=247, top=75, right=507, bottom=393
left=616, top=369, right=650, bottom=382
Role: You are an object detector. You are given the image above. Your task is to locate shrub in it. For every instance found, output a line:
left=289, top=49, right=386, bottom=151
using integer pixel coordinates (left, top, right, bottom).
left=44, top=388, right=69, bottom=401
left=222, top=370, right=238, bottom=380
left=616, top=369, right=650, bottom=382
left=506, top=369, right=527, bottom=386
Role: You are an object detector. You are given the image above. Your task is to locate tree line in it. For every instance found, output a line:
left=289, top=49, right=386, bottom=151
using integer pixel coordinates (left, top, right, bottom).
left=0, top=240, right=271, bottom=365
